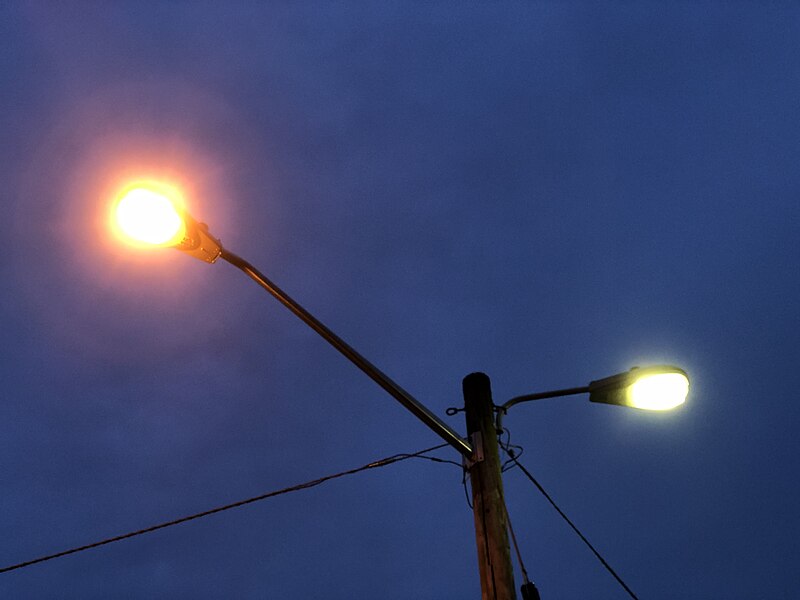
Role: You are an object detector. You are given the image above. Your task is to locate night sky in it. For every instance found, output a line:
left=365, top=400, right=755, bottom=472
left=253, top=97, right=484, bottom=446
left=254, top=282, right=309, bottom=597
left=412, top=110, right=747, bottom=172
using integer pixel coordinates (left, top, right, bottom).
left=2, top=3, right=799, bottom=599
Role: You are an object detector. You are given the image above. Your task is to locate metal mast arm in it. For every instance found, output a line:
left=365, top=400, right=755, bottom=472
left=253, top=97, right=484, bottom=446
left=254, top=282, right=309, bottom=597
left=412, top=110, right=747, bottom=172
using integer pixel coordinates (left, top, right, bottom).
left=220, top=248, right=473, bottom=458
left=496, top=386, right=590, bottom=433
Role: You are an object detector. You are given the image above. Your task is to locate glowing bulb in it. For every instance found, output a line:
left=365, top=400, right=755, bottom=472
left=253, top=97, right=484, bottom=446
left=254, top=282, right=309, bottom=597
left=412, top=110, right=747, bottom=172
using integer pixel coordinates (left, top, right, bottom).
left=627, top=372, right=689, bottom=411
left=114, top=185, right=186, bottom=246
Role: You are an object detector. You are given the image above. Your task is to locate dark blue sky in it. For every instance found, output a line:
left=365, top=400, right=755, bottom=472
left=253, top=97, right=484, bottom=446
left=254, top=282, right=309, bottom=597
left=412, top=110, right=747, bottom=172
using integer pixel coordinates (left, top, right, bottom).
left=2, top=3, right=799, bottom=598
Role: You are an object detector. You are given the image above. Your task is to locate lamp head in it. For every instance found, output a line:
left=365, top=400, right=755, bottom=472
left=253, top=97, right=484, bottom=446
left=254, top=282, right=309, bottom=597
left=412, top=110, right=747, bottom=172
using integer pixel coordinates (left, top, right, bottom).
left=112, top=182, right=222, bottom=263
left=588, top=365, right=689, bottom=411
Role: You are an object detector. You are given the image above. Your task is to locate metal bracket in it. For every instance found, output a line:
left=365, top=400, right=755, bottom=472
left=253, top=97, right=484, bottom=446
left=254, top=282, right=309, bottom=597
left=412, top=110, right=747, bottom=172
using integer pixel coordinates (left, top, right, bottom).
left=463, top=432, right=485, bottom=469
left=178, top=217, right=223, bottom=263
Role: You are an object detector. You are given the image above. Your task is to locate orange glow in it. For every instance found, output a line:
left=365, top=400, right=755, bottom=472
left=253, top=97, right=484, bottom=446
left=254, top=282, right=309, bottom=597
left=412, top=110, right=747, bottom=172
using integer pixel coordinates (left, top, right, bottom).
left=111, top=181, right=186, bottom=247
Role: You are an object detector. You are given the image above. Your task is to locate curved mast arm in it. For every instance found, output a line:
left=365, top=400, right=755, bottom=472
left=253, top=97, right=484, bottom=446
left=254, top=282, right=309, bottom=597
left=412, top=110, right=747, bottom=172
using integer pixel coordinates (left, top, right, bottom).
left=496, top=386, right=590, bottom=433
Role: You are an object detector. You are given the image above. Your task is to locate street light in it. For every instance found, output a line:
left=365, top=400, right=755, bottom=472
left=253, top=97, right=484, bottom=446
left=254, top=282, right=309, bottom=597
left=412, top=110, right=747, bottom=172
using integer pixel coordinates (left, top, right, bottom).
left=496, top=365, right=689, bottom=433
left=112, top=182, right=223, bottom=263
left=589, top=365, right=689, bottom=410
left=112, top=182, right=689, bottom=600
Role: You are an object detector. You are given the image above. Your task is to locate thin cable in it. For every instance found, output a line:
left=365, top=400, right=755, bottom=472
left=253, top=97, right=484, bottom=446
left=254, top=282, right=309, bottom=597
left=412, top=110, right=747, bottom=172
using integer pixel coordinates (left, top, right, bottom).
left=393, top=454, right=462, bottom=469
left=497, top=433, right=532, bottom=585
left=497, top=428, right=525, bottom=473
left=503, top=500, right=530, bottom=584
left=0, top=443, right=450, bottom=575
left=500, top=429, right=524, bottom=472
left=462, top=469, right=473, bottom=509
left=501, top=446, right=640, bottom=600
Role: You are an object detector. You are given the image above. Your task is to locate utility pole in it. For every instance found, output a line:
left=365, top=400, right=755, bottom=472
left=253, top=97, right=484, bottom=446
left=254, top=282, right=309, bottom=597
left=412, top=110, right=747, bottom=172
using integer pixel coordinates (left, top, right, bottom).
left=464, top=372, right=517, bottom=600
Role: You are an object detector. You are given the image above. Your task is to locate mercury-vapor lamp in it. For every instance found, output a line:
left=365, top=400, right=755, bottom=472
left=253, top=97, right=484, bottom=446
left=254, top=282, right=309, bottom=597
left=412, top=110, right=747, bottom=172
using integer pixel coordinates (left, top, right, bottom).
left=588, top=365, right=689, bottom=411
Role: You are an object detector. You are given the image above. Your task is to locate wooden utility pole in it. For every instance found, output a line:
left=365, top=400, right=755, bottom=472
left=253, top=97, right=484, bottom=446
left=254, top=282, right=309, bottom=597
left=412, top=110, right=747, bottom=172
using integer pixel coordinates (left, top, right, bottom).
left=464, top=372, right=517, bottom=600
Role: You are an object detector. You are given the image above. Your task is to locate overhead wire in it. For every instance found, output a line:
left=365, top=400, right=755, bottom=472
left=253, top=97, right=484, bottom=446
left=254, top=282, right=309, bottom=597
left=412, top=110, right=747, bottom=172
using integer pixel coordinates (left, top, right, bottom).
left=503, top=498, right=531, bottom=584
left=497, top=432, right=540, bottom=598
left=500, top=441, right=640, bottom=600
left=444, top=404, right=473, bottom=508
left=462, top=468, right=474, bottom=509
left=499, top=428, right=524, bottom=472
left=0, top=442, right=454, bottom=575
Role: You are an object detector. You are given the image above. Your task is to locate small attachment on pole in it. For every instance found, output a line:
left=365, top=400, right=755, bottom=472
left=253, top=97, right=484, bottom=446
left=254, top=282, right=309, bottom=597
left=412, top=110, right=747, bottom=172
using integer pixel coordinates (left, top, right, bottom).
left=521, top=581, right=541, bottom=600
left=463, top=431, right=485, bottom=469
left=176, top=216, right=223, bottom=263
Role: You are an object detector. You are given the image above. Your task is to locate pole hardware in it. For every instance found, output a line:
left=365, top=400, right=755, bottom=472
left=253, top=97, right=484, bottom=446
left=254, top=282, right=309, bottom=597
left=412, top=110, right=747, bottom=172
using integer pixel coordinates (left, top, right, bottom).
left=463, top=431, right=485, bottom=469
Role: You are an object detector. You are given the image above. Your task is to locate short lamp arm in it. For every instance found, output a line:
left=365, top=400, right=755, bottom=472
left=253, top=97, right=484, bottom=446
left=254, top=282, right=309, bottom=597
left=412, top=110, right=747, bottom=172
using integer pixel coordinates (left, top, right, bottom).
left=495, top=386, right=590, bottom=434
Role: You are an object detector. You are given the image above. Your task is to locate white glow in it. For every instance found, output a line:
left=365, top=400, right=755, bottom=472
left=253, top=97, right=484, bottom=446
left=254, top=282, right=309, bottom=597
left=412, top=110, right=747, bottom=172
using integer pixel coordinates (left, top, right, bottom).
left=114, top=186, right=185, bottom=246
left=628, top=372, right=689, bottom=410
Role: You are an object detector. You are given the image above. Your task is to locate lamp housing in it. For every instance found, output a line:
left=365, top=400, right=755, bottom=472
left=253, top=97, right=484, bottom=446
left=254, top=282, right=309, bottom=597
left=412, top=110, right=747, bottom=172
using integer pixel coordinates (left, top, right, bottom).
left=113, top=182, right=222, bottom=263
left=175, top=214, right=223, bottom=263
left=588, top=365, right=689, bottom=411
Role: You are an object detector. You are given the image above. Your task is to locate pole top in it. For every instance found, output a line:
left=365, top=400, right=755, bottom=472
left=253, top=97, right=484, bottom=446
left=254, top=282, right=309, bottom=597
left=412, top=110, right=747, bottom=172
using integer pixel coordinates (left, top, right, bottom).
left=463, top=372, right=490, bottom=387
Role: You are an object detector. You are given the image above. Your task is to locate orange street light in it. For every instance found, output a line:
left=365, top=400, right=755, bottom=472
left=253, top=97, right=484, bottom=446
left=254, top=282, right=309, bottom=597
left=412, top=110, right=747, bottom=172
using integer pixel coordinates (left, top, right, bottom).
left=112, top=182, right=222, bottom=263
